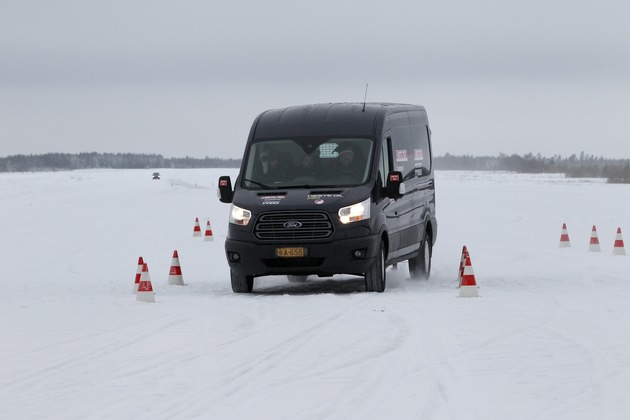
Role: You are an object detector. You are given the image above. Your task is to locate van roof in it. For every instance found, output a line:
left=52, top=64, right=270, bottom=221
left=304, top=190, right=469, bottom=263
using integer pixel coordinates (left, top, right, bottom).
left=253, top=102, right=425, bottom=139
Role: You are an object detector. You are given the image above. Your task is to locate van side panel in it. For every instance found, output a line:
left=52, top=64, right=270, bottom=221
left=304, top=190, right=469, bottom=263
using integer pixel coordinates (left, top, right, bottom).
left=409, top=110, right=437, bottom=247
left=386, top=111, right=423, bottom=260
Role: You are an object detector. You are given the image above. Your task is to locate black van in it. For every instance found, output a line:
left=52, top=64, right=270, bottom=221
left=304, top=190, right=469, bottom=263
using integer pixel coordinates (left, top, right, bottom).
left=218, top=103, right=437, bottom=293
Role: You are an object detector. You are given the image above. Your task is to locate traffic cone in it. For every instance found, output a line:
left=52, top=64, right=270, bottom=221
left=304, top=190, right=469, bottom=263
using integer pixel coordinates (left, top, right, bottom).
left=136, top=263, right=156, bottom=303
left=193, top=217, right=202, bottom=237
left=613, top=227, right=626, bottom=256
left=168, top=250, right=186, bottom=285
left=133, top=256, right=144, bottom=293
left=204, top=221, right=214, bottom=241
left=589, top=225, right=601, bottom=252
left=458, top=255, right=480, bottom=298
left=457, top=245, right=469, bottom=288
left=559, top=223, right=571, bottom=248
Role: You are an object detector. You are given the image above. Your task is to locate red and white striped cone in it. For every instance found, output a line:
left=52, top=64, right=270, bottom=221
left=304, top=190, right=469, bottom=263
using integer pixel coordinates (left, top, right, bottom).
left=204, top=221, right=214, bottom=241
left=589, top=225, right=601, bottom=252
left=457, top=245, right=469, bottom=288
left=133, top=256, right=144, bottom=293
left=193, top=217, right=202, bottom=237
left=613, top=227, right=626, bottom=256
left=559, top=223, right=571, bottom=248
left=136, top=263, right=156, bottom=303
left=168, top=250, right=186, bottom=285
left=458, top=255, right=480, bottom=298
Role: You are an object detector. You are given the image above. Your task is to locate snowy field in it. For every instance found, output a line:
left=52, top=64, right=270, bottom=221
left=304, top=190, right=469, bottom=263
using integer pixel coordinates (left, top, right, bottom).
left=2, top=168, right=630, bottom=420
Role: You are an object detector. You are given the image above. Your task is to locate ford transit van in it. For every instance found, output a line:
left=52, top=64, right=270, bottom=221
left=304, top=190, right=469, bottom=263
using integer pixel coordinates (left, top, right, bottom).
left=218, top=103, right=437, bottom=293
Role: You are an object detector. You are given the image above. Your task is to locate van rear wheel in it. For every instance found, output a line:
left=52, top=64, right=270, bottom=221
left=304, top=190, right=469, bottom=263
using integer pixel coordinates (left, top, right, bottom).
left=231, top=270, right=254, bottom=293
left=409, top=235, right=431, bottom=280
left=365, top=239, right=386, bottom=292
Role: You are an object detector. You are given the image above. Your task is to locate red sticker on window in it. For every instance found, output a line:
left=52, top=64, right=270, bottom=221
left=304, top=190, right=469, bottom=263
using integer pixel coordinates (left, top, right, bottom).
left=395, top=150, right=408, bottom=162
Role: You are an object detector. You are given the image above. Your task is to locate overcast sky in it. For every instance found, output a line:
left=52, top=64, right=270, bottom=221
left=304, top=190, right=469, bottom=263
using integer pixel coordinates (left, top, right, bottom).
left=1, top=0, right=629, bottom=159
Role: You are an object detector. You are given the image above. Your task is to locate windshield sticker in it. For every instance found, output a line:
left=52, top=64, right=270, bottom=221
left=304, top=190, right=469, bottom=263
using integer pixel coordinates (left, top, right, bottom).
left=395, top=149, right=408, bottom=162
left=414, top=149, right=424, bottom=161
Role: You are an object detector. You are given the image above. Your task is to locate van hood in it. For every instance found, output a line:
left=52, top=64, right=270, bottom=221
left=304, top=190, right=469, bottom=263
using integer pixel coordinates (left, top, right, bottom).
left=234, top=186, right=371, bottom=212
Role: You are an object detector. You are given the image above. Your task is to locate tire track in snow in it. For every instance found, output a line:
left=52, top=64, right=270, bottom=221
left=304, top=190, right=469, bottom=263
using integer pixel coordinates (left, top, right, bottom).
left=0, top=317, right=186, bottom=409
left=155, top=294, right=411, bottom=419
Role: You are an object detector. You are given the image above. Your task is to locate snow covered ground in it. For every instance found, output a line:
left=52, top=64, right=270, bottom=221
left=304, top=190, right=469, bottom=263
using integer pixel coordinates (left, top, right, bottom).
left=2, top=168, right=630, bottom=419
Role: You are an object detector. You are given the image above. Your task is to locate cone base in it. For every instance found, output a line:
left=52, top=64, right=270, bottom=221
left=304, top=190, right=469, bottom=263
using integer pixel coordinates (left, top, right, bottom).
left=168, top=275, right=186, bottom=286
left=588, top=245, right=601, bottom=252
left=559, top=242, right=571, bottom=248
left=136, top=292, right=156, bottom=303
left=613, top=248, right=626, bottom=256
left=458, top=285, right=480, bottom=298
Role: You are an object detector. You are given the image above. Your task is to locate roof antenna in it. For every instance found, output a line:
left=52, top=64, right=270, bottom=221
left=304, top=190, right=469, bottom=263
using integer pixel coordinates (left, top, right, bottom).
left=362, top=83, right=369, bottom=112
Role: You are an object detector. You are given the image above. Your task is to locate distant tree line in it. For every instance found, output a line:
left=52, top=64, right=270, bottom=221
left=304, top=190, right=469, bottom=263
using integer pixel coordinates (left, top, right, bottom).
left=0, top=152, right=241, bottom=172
left=434, top=152, right=630, bottom=184
left=2, top=151, right=630, bottom=184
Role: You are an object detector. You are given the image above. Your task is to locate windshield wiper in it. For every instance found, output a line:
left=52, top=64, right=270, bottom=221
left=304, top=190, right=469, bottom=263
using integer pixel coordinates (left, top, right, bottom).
left=243, top=178, right=274, bottom=190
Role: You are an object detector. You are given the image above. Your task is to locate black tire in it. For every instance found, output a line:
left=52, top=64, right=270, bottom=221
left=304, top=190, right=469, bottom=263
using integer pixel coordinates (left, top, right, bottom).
left=287, top=275, right=308, bottom=283
left=231, top=270, right=254, bottom=293
left=409, top=234, right=431, bottom=280
left=365, top=239, right=386, bottom=292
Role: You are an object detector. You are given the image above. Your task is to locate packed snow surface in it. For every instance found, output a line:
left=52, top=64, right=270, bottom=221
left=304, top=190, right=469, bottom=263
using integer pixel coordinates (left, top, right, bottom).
left=2, top=169, right=630, bottom=419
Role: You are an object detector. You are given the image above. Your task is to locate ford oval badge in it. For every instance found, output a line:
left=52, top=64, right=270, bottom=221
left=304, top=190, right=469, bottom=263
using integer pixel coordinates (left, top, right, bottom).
left=283, top=221, right=302, bottom=229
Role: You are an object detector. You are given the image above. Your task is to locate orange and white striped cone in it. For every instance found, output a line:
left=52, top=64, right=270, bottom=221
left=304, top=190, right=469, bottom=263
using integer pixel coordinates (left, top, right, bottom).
left=193, top=217, right=202, bottom=237
left=457, top=245, right=469, bottom=288
left=559, top=223, right=571, bottom=248
left=133, top=256, right=144, bottom=293
left=613, top=227, right=626, bottom=256
left=204, top=221, right=214, bottom=241
left=168, top=250, right=186, bottom=285
left=588, top=225, right=601, bottom=252
left=458, top=255, right=480, bottom=298
left=136, top=263, right=156, bottom=303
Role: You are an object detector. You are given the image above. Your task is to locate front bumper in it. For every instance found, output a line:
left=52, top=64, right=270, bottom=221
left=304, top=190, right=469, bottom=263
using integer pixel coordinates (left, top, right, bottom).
left=225, top=233, right=380, bottom=277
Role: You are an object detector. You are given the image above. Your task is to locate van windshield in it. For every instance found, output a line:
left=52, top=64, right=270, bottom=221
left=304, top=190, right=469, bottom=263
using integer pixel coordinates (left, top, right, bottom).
left=242, top=137, right=374, bottom=189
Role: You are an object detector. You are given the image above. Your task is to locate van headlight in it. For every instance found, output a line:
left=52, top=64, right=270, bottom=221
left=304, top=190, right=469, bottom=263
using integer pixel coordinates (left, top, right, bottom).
left=338, top=198, right=371, bottom=224
left=229, top=204, right=252, bottom=226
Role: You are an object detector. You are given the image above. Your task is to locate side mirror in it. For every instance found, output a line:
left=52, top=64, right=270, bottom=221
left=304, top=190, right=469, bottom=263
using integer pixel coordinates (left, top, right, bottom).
left=385, top=171, right=404, bottom=199
left=218, top=176, right=233, bottom=203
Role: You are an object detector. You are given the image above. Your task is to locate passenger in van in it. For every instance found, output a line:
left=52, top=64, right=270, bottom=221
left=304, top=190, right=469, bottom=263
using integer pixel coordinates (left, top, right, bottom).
left=259, top=149, right=290, bottom=183
left=295, top=151, right=321, bottom=178
left=327, top=144, right=364, bottom=182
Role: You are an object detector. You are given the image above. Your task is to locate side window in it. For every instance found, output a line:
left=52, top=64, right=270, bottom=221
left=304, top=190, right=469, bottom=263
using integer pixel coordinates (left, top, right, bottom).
left=410, top=111, right=432, bottom=176
left=390, top=112, right=414, bottom=180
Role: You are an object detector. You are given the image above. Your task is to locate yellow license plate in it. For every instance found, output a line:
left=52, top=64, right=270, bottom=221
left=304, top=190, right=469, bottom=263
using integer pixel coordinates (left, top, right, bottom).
left=276, top=247, right=307, bottom=258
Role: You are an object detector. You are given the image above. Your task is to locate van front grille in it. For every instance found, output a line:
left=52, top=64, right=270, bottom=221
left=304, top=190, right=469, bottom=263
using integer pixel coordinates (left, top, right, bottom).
left=254, top=211, right=334, bottom=241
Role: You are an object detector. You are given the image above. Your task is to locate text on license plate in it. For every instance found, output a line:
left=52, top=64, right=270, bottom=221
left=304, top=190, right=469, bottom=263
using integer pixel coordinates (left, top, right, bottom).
left=276, top=247, right=307, bottom=258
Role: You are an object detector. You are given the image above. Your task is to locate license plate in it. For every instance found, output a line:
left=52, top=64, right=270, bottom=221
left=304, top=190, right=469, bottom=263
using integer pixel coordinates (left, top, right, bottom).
left=276, top=247, right=307, bottom=258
